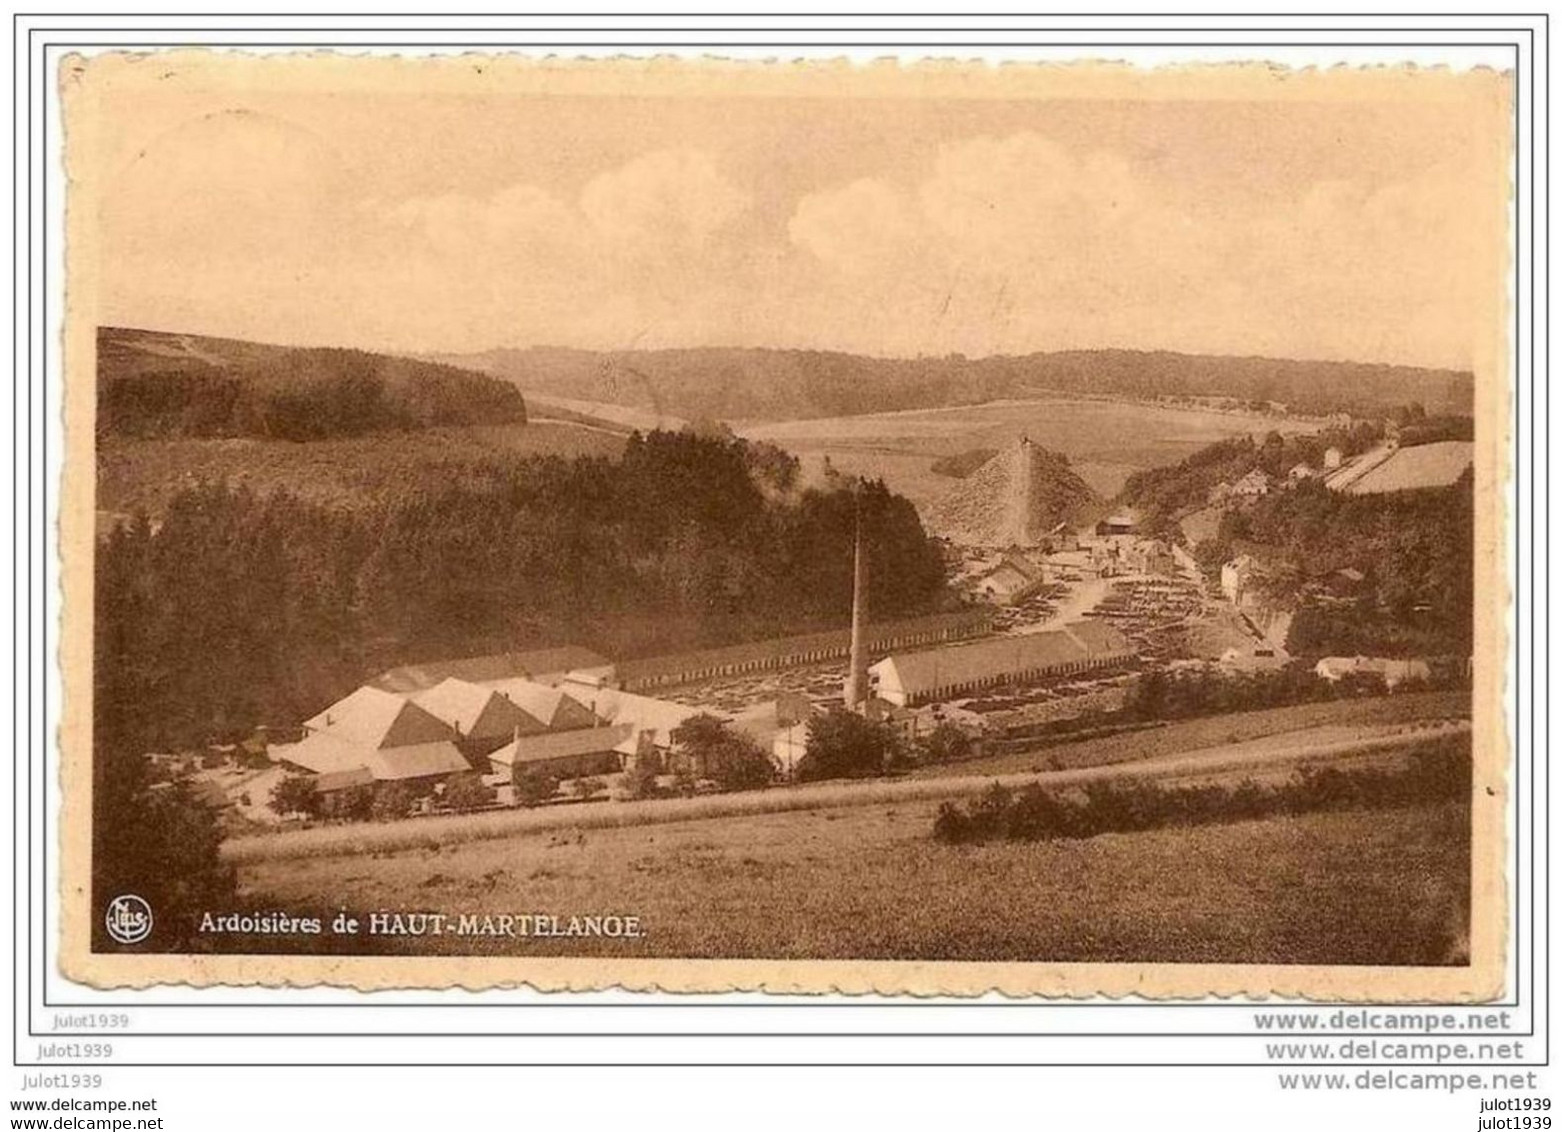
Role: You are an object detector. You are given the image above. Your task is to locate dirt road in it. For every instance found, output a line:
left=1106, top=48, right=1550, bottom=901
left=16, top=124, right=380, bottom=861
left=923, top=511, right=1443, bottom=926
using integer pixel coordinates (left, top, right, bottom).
left=224, top=719, right=1469, bottom=865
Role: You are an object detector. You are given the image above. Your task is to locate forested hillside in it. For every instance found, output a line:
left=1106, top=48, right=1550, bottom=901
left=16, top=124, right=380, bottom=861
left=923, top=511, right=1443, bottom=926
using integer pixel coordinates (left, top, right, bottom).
left=446, top=344, right=1473, bottom=423
left=94, top=431, right=949, bottom=757
left=1208, top=476, right=1474, bottom=659
left=99, top=326, right=528, bottom=441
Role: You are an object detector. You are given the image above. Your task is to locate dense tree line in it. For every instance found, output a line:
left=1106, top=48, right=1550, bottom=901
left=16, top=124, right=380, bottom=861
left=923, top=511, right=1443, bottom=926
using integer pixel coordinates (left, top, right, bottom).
left=94, top=430, right=949, bottom=762
left=466, top=345, right=1473, bottom=422
left=98, top=328, right=528, bottom=442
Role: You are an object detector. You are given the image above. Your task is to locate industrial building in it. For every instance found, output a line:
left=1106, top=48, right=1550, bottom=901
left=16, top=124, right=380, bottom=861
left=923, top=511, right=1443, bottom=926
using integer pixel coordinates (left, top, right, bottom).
left=611, top=608, right=992, bottom=693
left=366, top=645, right=611, bottom=694
left=866, top=620, right=1135, bottom=707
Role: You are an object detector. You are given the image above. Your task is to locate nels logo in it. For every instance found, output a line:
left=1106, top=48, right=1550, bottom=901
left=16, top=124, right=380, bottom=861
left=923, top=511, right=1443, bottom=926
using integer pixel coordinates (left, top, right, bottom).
left=105, top=894, right=153, bottom=945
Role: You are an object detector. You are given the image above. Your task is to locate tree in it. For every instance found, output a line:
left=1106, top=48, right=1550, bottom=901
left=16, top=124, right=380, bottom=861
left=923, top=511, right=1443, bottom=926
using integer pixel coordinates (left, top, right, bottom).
left=568, top=776, right=608, bottom=800
left=91, top=763, right=236, bottom=950
left=620, top=762, right=661, bottom=801
left=669, top=713, right=775, bottom=792
left=442, top=773, right=496, bottom=812
left=322, top=783, right=374, bottom=822
left=512, top=766, right=560, bottom=808
left=795, top=709, right=905, bottom=782
left=270, top=774, right=320, bottom=819
left=370, top=782, right=415, bottom=821
left=916, top=720, right=975, bottom=765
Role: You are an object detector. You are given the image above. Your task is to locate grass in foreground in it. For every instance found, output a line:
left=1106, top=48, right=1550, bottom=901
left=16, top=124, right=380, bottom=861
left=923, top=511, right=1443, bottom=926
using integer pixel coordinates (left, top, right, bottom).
left=915, top=689, right=1470, bottom=781
left=227, top=795, right=1469, bottom=965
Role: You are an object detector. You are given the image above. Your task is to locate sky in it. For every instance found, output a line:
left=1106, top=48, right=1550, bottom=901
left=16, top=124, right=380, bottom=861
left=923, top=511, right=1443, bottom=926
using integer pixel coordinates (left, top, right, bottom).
left=79, top=58, right=1512, bottom=370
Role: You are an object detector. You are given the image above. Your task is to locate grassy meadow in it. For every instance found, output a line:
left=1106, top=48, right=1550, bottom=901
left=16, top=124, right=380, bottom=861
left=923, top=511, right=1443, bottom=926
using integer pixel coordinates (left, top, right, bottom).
left=233, top=794, right=1469, bottom=965
left=738, top=396, right=1321, bottom=508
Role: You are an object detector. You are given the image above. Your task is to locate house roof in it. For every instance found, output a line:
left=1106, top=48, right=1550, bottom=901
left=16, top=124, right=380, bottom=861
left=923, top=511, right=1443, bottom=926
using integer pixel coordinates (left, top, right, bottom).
left=584, top=689, right=703, bottom=751
left=314, top=767, right=375, bottom=793
left=488, top=724, right=635, bottom=768
left=302, top=686, right=457, bottom=749
left=483, top=678, right=597, bottom=733
left=413, top=677, right=550, bottom=739
left=366, top=646, right=611, bottom=694
left=274, top=730, right=469, bottom=781
left=372, top=742, right=473, bottom=780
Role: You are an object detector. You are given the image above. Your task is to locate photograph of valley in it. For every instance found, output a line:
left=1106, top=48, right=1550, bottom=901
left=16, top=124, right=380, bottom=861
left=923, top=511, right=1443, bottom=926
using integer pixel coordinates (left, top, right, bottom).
left=72, top=55, right=1505, bottom=987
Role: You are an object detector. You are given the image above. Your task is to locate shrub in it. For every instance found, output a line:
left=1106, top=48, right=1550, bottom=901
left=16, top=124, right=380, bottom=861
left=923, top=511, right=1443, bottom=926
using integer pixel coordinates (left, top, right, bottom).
left=621, top=763, right=661, bottom=801
left=569, top=776, right=608, bottom=800
left=513, top=768, right=560, bottom=808
left=269, top=774, right=320, bottom=819
left=917, top=721, right=975, bottom=765
left=443, top=773, right=496, bottom=813
left=370, top=782, right=416, bottom=821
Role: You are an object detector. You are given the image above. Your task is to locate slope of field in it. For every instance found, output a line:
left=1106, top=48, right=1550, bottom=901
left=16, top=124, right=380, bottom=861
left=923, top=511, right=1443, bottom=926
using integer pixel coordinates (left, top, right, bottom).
left=100, top=326, right=528, bottom=441
left=234, top=798, right=1468, bottom=963
left=445, top=344, right=1472, bottom=422
left=97, top=423, right=625, bottom=517
left=1345, top=441, right=1474, bottom=494
left=740, top=397, right=1321, bottom=512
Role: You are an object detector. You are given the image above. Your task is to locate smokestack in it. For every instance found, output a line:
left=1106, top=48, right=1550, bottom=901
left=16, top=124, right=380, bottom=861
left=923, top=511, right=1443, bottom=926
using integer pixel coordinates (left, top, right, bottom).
left=844, top=491, right=870, bottom=709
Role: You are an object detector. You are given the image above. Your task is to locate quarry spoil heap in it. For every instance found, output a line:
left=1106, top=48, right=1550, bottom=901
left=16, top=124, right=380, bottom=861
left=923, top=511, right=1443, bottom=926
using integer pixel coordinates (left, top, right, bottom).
left=925, top=435, right=1097, bottom=547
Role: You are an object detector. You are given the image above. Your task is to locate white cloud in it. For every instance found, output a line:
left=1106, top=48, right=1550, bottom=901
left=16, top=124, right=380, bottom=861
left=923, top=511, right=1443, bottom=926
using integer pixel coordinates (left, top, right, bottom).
left=580, top=148, right=750, bottom=254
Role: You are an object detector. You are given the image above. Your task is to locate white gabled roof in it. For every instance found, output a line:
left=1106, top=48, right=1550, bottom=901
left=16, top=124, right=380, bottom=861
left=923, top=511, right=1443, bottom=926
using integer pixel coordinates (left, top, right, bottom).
left=302, top=685, right=456, bottom=750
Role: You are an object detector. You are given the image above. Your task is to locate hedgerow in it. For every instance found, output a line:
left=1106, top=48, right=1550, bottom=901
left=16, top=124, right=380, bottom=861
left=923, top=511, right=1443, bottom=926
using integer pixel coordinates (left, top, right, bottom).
left=932, top=734, right=1470, bottom=845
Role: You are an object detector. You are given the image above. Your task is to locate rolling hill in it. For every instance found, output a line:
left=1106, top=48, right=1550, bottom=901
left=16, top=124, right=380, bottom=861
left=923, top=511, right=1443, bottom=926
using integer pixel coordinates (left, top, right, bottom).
left=439, top=344, right=1474, bottom=424
left=99, top=326, right=529, bottom=441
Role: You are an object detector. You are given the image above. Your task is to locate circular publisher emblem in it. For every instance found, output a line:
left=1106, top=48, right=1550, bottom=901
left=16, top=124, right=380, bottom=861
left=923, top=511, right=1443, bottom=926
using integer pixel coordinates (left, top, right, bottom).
left=104, top=894, right=153, bottom=945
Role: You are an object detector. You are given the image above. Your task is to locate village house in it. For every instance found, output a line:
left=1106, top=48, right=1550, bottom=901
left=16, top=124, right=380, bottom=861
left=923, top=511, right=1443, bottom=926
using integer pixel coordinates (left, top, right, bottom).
left=276, top=686, right=472, bottom=792
left=974, top=554, right=1047, bottom=605
left=1045, top=521, right=1081, bottom=553
left=1314, top=656, right=1433, bottom=689
left=1232, top=468, right=1274, bottom=497
left=1323, top=446, right=1345, bottom=470
left=1220, top=555, right=1256, bottom=605
left=728, top=693, right=816, bottom=778
left=1095, top=511, right=1139, bottom=537
left=486, top=723, right=634, bottom=782
left=411, top=677, right=555, bottom=758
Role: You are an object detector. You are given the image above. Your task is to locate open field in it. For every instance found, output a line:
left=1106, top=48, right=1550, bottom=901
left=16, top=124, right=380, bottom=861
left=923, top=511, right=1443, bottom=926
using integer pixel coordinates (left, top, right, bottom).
left=738, top=396, right=1321, bottom=510
left=96, top=423, right=626, bottom=516
left=233, top=796, right=1469, bottom=963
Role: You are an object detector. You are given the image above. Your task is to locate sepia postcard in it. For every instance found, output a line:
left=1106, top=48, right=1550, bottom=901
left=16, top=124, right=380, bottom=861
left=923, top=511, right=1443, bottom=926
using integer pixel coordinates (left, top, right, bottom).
left=58, top=52, right=1512, bottom=998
